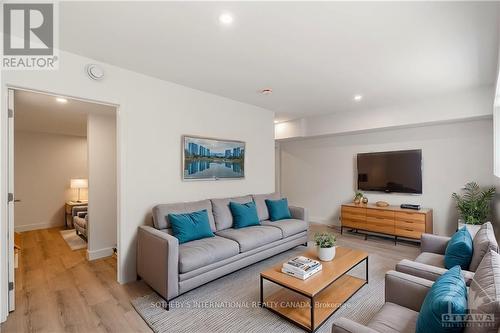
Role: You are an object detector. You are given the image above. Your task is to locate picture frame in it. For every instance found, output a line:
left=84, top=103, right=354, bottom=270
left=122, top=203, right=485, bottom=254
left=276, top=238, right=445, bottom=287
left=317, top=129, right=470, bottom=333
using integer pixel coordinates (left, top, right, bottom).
left=182, top=135, right=245, bottom=181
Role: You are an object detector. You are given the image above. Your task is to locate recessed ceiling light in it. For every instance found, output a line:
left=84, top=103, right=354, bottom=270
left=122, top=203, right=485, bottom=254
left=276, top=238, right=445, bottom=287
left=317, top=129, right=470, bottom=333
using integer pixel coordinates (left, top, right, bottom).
left=261, top=88, right=273, bottom=95
left=353, top=95, right=363, bottom=102
left=218, top=13, right=234, bottom=25
left=274, top=120, right=279, bottom=124
left=56, top=97, right=68, bottom=103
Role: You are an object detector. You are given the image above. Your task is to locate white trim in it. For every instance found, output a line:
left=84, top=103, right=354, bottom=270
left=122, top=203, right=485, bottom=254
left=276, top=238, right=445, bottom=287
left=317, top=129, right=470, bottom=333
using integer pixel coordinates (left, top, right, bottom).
left=14, top=222, right=65, bottom=233
left=86, top=247, right=114, bottom=261
left=310, top=216, right=341, bottom=226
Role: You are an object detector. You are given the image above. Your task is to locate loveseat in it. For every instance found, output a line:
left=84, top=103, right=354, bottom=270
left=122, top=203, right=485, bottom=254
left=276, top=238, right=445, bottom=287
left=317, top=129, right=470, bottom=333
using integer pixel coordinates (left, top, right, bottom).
left=396, top=222, right=498, bottom=285
left=332, top=249, right=500, bottom=333
left=137, top=193, right=308, bottom=307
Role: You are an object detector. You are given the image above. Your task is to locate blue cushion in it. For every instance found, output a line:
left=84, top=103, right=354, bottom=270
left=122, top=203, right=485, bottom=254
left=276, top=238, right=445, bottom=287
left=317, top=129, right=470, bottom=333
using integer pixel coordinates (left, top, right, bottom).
left=168, top=209, right=215, bottom=244
left=265, top=198, right=292, bottom=221
left=416, top=266, right=467, bottom=333
left=444, top=226, right=473, bottom=270
left=229, top=201, right=260, bottom=229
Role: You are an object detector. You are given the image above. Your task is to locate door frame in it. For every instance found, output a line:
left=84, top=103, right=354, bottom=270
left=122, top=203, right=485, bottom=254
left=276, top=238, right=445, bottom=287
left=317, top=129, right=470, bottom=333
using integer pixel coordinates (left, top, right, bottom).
left=1, top=85, right=122, bottom=321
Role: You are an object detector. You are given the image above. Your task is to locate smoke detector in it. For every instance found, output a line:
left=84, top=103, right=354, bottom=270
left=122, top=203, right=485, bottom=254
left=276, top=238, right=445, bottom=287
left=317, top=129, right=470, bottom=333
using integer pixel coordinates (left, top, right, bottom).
left=86, top=64, right=104, bottom=81
left=260, top=88, right=273, bottom=95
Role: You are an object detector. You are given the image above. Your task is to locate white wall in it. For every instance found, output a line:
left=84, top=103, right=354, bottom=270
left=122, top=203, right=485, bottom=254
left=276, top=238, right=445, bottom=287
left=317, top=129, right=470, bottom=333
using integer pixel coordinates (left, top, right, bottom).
left=279, top=119, right=494, bottom=236
left=87, top=113, right=117, bottom=260
left=14, top=130, right=87, bottom=232
left=0, top=50, right=275, bottom=297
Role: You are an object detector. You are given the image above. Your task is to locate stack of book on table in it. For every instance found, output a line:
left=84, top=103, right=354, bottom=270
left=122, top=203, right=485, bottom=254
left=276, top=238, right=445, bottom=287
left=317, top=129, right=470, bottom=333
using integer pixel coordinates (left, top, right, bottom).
left=281, top=256, right=322, bottom=280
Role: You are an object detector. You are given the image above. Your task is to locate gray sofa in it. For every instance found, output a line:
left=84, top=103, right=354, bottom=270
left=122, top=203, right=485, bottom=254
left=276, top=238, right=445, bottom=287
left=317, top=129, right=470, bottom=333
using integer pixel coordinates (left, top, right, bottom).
left=137, top=193, right=308, bottom=308
left=333, top=250, right=500, bottom=333
left=396, top=222, right=498, bottom=285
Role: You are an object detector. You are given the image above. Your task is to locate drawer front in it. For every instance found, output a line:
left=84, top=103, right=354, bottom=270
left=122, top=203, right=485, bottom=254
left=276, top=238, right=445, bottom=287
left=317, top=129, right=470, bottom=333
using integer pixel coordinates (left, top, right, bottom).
left=366, top=209, right=395, bottom=219
left=342, top=212, right=366, bottom=222
left=395, top=226, right=422, bottom=239
left=342, top=218, right=365, bottom=230
left=365, top=223, right=394, bottom=235
left=366, top=216, right=394, bottom=227
left=342, top=206, right=366, bottom=216
left=395, top=220, right=425, bottom=232
left=395, top=211, right=426, bottom=223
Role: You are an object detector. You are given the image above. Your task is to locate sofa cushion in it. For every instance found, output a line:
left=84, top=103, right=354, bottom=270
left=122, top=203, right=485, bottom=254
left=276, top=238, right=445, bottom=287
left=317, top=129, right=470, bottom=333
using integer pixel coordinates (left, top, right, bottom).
left=416, top=266, right=467, bottom=333
left=465, top=250, right=500, bottom=333
left=265, top=198, right=292, bottom=221
left=152, top=199, right=216, bottom=231
left=444, top=226, right=473, bottom=270
left=215, top=226, right=282, bottom=252
left=211, top=195, right=253, bottom=230
left=367, top=302, right=418, bottom=333
left=252, top=192, right=280, bottom=221
left=74, top=216, right=87, bottom=229
left=178, top=236, right=240, bottom=273
left=469, top=222, right=499, bottom=272
left=168, top=209, right=214, bottom=244
left=262, top=219, right=307, bottom=238
left=415, top=252, right=446, bottom=268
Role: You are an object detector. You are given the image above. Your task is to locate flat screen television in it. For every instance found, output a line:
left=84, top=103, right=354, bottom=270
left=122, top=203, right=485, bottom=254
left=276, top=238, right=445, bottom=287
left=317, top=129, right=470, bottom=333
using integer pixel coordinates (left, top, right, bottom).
left=357, top=149, right=422, bottom=194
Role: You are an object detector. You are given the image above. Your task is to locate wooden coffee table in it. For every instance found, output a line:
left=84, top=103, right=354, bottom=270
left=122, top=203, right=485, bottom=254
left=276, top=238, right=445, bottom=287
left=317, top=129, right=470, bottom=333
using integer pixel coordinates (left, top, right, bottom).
left=260, top=247, right=368, bottom=332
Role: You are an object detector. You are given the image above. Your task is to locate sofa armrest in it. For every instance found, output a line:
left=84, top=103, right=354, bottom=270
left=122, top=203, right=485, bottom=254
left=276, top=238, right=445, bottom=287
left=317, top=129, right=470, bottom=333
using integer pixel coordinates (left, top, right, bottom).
left=421, top=233, right=450, bottom=255
left=71, top=205, right=88, bottom=216
left=289, top=205, right=308, bottom=222
left=76, top=211, right=87, bottom=218
left=385, top=270, right=433, bottom=312
left=395, top=259, right=474, bottom=286
left=331, top=318, right=379, bottom=333
left=137, top=226, right=179, bottom=301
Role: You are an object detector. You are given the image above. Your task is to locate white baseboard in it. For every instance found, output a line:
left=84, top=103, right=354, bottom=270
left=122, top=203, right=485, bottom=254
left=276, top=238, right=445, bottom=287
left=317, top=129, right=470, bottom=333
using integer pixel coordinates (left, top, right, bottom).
left=15, top=221, right=64, bottom=232
left=310, top=216, right=341, bottom=227
left=87, top=247, right=114, bottom=261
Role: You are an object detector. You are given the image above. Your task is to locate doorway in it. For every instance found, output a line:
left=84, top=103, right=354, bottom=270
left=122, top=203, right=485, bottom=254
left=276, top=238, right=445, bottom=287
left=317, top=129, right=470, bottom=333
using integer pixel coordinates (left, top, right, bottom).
left=6, top=88, right=119, bottom=313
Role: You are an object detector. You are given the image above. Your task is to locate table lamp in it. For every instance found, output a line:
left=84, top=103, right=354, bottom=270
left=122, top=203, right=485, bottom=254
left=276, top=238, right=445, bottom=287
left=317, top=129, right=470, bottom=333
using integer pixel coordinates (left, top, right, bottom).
left=70, top=178, right=88, bottom=202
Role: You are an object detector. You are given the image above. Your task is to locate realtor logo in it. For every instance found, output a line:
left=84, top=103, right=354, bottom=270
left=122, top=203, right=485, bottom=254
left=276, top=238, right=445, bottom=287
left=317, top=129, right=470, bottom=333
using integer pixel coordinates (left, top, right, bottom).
left=2, top=2, right=58, bottom=70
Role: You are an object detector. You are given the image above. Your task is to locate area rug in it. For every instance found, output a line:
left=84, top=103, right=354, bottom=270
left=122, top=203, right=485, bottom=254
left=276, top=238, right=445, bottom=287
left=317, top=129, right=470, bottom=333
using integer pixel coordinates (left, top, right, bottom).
left=59, top=229, right=87, bottom=250
left=132, top=245, right=393, bottom=333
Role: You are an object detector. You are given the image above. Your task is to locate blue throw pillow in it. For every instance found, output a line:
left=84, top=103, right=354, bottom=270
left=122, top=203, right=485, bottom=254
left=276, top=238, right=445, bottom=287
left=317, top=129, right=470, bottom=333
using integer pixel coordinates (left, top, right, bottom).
left=265, top=198, right=292, bottom=221
left=168, top=209, right=214, bottom=244
left=229, top=201, right=260, bottom=228
left=416, top=266, right=467, bottom=333
left=444, top=226, right=473, bottom=270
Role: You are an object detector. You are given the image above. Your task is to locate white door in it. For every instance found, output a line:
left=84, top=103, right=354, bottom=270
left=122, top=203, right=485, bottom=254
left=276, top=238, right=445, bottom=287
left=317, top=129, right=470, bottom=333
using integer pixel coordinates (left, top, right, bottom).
left=7, top=89, right=15, bottom=311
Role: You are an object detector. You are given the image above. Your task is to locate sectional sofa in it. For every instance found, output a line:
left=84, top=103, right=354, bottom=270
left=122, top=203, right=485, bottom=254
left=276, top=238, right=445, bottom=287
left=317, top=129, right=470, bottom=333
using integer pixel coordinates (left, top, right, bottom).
left=137, top=192, right=308, bottom=307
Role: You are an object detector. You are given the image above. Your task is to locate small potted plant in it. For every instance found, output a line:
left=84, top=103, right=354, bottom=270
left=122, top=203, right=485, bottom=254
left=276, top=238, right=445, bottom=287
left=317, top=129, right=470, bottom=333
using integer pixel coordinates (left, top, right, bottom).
left=354, top=191, right=364, bottom=205
left=314, top=232, right=337, bottom=261
left=452, top=182, right=495, bottom=236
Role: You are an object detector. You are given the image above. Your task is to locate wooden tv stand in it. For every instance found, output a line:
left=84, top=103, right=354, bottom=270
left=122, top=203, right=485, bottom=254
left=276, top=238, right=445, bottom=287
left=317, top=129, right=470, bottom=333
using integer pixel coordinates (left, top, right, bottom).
left=340, top=203, right=433, bottom=244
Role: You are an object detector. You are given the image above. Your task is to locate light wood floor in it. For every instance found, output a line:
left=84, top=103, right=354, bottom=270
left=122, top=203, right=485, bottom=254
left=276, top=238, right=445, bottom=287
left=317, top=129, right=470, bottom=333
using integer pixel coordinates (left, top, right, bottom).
left=1, top=225, right=420, bottom=333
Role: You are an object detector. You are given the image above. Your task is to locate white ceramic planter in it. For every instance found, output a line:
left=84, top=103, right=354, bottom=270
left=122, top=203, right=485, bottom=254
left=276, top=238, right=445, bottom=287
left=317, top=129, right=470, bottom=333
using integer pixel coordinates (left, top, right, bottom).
left=318, top=246, right=336, bottom=261
left=458, top=220, right=482, bottom=238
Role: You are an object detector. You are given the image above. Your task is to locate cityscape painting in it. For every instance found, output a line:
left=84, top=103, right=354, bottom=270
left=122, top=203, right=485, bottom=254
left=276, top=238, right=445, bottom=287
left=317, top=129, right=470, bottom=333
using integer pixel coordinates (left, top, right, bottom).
left=183, top=135, right=245, bottom=180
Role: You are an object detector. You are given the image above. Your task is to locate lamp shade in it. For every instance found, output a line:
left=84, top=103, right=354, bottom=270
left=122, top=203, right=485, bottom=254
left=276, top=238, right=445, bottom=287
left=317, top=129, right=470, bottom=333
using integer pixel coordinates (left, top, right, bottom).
left=70, top=178, right=88, bottom=189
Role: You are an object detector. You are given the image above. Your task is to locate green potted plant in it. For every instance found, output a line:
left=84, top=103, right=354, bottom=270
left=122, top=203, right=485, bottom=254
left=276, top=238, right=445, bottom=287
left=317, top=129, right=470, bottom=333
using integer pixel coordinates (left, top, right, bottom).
left=452, top=182, right=495, bottom=235
left=354, top=191, right=364, bottom=205
left=314, top=232, right=337, bottom=261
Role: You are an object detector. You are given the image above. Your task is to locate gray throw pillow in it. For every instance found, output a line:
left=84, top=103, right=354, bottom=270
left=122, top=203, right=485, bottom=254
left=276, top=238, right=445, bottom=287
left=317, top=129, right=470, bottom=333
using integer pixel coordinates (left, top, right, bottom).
left=465, top=250, right=500, bottom=333
left=470, top=222, right=499, bottom=272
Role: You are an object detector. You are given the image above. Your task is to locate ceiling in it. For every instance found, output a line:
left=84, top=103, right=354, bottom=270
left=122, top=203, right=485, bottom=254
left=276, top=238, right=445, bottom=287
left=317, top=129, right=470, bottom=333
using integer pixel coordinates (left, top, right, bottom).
left=14, top=90, right=115, bottom=136
left=60, top=2, right=499, bottom=122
